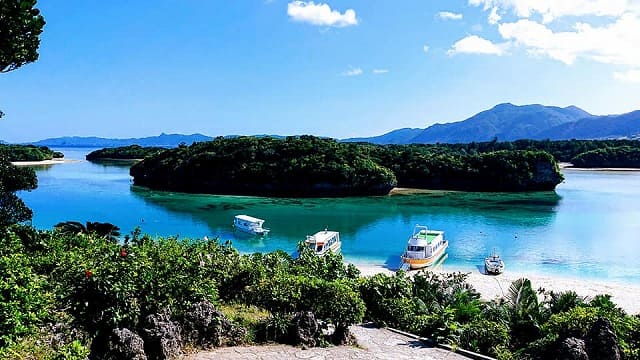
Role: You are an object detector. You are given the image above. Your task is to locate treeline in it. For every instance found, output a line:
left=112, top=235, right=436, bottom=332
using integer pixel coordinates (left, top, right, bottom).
left=131, top=136, right=398, bottom=197
left=130, top=136, right=564, bottom=196
left=86, top=145, right=166, bottom=161
left=571, top=146, right=640, bottom=168
left=0, top=144, right=63, bottom=161
left=1, top=224, right=638, bottom=359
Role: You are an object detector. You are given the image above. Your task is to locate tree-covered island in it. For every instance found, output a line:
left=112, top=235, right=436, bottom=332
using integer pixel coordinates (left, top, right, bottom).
left=130, top=136, right=563, bottom=196
left=85, top=145, right=166, bottom=161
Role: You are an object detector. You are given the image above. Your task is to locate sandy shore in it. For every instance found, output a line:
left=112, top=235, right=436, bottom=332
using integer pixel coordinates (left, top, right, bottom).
left=559, top=162, right=640, bottom=171
left=354, top=264, right=640, bottom=315
left=11, top=158, right=80, bottom=166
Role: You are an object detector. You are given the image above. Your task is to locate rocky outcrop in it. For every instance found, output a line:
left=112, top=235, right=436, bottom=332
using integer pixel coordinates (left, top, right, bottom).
left=557, top=337, right=589, bottom=360
left=290, top=311, right=320, bottom=347
left=103, top=328, right=147, bottom=360
left=182, top=300, right=234, bottom=348
left=586, top=318, right=621, bottom=360
left=142, top=313, right=183, bottom=360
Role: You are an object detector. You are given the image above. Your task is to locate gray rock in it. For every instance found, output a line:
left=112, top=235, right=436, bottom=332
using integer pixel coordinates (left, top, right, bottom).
left=556, top=337, right=589, bottom=360
left=182, top=300, right=232, bottom=347
left=106, top=328, right=147, bottom=360
left=586, top=317, right=621, bottom=360
left=142, top=313, right=183, bottom=360
left=290, top=311, right=320, bottom=347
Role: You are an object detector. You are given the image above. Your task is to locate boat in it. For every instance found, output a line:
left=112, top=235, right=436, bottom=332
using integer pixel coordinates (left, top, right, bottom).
left=484, top=250, right=504, bottom=275
left=304, top=229, right=341, bottom=256
left=233, top=215, right=270, bottom=236
left=400, top=225, right=448, bottom=270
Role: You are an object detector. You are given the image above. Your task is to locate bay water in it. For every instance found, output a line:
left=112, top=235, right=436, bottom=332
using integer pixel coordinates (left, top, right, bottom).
left=20, top=148, right=640, bottom=283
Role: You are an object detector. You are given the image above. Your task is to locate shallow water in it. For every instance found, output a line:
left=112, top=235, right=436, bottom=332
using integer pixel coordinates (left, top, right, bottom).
left=20, top=148, right=640, bottom=283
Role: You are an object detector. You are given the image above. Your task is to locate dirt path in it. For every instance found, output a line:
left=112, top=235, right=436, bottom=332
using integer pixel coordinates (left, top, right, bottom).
left=185, top=324, right=468, bottom=360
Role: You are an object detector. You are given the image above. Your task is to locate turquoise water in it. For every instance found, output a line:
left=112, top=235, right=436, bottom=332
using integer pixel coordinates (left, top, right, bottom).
left=20, top=148, right=640, bottom=283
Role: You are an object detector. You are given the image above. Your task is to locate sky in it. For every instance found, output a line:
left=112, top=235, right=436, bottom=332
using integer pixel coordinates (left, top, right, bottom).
left=1, top=0, right=640, bottom=143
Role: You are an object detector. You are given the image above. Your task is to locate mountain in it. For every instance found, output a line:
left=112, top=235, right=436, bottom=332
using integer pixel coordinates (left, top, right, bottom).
left=535, top=110, right=640, bottom=140
left=27, top=133, right=213, bottom=147
left=410, top=103, right=591, bottom=144
left=346, top=128, right=425, bottom=145
left=344, top=103, right=640, bottom=144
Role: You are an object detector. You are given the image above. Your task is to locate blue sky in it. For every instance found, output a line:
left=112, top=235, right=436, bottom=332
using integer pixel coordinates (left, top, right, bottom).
left=1, top=0, right=639, bottom=143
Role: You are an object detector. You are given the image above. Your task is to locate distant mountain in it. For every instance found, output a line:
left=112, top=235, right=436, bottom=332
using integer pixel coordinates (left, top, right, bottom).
left=344, top=103, right=640, bottom=144
left=535, top=110, right=640, bottom=140
left=28, top=133, right=214, bottom=147
left=346, top=128, right=425, bottom=145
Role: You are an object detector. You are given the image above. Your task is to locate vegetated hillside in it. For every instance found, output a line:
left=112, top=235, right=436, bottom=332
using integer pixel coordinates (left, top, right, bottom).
left=130, top=136, right=398, bottom=197
left=411, top=103, right=590, bottom=144
left=571, top=146, right=640, bottom=168
left=535, top=110, right=640, bottom=140
left=30, top=133, right=213, bottom=148
left=86, top=145, right=166, bottom=161
left=346, top=103, right=592, bottom=144
left=0, top=144, right=63, bottom=161
left=130, top=136, right=564, bottom=195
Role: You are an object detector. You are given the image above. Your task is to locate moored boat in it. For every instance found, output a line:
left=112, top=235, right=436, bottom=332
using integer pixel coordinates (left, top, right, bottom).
left=484, top=250, right=504, bottom=275
left=304, top=229, right=341, bottom=256
left=233, top=215, right=270, bottom=236
left=400, top=225, right=448, bottom=270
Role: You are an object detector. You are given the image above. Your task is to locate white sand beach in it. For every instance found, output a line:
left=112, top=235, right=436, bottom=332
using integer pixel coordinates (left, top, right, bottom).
left=354, top=264, right=640, bottom=315
left=11, top=158, right=80, bottom=166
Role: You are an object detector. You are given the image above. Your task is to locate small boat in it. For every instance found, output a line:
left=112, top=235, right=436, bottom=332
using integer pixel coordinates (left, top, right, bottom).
left=304, top=229, right=341, bottom=256
left=484, top=250, right=504, bottom=275
left=233, top=215, right=270, bottom=236
left=400, top=225, right=448, bottom=270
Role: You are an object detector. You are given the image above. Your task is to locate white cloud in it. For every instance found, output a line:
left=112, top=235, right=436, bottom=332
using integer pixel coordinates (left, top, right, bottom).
left=372, top=69, right=389, bottom=74
left=469, top=0, right=632, bottom=23
left=448, top=35, right=507, bottom=55
left=438, top=11, right=464, bottom=20
left=614, top=69, right=640, bottom=83
left=488, top=7, right=502, bottom=24
left=498, top=14, right=640, bottom=66
left=341, top=67, right=363, bottom=76
left=423, top=44, right=430, bottom=53
left=287, top=1, right=358, bottom=27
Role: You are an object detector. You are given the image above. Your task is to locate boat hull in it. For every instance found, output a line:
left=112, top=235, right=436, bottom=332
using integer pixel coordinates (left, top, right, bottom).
left=401, top=241, right=448, bottom=269
left=484, top=262, right=504, bottom=275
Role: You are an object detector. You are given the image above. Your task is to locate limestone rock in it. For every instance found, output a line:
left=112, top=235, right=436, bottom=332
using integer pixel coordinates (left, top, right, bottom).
left=142, top=313, right=183, bottom=360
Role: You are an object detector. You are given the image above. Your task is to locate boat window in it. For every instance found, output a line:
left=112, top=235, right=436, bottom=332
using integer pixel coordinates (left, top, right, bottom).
left=408, top=246, right=424, bottom=252
left=317, top=245, right=323, bottom=252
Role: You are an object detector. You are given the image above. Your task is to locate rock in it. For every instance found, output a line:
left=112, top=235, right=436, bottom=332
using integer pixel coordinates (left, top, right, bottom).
left=290, top=311, right=319, bottom=347
left=556, top=337, right=589, bottom=360
left=141, top=313, right=183, bottom=360
left=182, top=300, right=232, bottom=347
left=103, top=328, right=147, bottom=360
left=586, top=317, right=621, bottom=360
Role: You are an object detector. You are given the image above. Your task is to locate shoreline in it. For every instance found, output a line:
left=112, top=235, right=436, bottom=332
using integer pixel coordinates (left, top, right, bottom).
left=559, top=162, right=640, bottom=172
left=11, top=158, right=81, bottom=166
left=353, top=263, right=640, bottom=315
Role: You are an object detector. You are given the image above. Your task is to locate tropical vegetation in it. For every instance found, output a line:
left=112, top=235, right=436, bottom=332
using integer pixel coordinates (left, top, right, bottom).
left=0, top=144, right=63, bottom=161
left=85, top=145, right=166, bottom=161
left=130, top=136, right=564, bottom=196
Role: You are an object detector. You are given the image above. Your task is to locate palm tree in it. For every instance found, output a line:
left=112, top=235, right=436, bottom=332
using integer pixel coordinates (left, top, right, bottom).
left=505, top=278, right=543, bottom=347
left=54, top=221, right=121, bottom=242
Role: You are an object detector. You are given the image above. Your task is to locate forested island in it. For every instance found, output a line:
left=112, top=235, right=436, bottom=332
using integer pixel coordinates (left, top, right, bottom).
left=85, top=145, right=166, bottom=161
left=130, top=136, right=564, bottom=196
left=0, top=144, right=63, bottom=162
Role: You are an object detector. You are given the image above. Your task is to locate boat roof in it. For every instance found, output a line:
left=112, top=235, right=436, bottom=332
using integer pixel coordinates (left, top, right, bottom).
left=409, top=225, right=443, bottom=246
left=306, top=230, right=339, bottom=244
left=234, top=214, right=265, bottom=223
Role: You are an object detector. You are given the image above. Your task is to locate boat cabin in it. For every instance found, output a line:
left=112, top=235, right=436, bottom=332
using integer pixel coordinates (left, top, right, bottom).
left=233, top=215, right=270, bottom=236
left=305, top=230, right=341, bottom=256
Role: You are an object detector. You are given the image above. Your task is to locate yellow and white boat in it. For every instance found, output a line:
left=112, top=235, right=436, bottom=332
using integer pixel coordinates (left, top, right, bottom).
left=304, top=229, right=341, bottom=256
left=400, top=225, right=448, bottom=270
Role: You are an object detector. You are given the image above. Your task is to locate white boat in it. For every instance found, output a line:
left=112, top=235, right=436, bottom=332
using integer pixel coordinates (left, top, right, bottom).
left=400, top=225, right=448, bottom=270
left=304, top=229, right=341, bottom=256
left=484, top=250, right=504, bottom=275
left=233, top=215, right=270, bottom=236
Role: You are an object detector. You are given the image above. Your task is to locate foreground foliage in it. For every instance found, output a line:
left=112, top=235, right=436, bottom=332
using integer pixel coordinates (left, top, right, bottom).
left=1, top=224, right=638, bottom=359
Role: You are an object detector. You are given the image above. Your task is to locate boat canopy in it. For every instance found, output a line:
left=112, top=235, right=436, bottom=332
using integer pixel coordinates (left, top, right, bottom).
left=306, top=230, right=339, bottom=245
left=234, top=215, right=265, bottom=224
left=407, top=237, right=429, bottom=247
